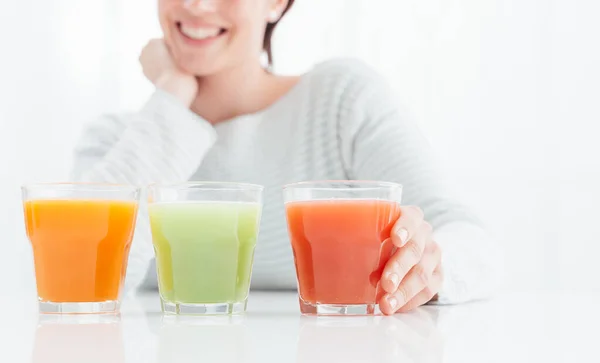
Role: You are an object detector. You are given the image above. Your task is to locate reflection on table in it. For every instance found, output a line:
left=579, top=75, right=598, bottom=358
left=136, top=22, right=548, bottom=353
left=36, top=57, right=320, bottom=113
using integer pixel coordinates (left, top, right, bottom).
left=296, top=308, right=444, bottom=363
left=31, top=315, right=124, bottom=363
left=12, top=291, right=598, bottom=363
left=148, top=305, right=443, bottom=363
left=157, top=316, right=253, bottom=363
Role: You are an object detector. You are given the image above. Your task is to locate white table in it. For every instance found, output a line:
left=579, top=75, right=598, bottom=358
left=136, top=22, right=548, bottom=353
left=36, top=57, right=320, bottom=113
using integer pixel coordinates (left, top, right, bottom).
left=1, top=290, right=598, bottom=363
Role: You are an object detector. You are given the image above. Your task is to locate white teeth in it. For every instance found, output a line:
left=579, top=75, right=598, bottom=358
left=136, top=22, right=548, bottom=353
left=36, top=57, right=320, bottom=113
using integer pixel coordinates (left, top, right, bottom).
left=180, top=25, right=221, bottom=40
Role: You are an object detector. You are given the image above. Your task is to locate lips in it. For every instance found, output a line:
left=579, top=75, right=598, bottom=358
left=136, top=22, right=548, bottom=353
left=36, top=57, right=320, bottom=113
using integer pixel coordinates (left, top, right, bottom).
left=178, top=22, right=226, bottom=41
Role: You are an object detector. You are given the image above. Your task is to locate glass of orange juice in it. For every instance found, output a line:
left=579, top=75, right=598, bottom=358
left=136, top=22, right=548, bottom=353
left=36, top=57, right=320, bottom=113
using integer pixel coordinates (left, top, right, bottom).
left=22, top=183, right=141, bottom=314
left=284, top=181, right=402, bottom=315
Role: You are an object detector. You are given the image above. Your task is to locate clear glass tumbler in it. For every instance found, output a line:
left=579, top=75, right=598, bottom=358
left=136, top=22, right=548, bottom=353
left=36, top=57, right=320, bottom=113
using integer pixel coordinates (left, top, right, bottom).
left=147, top=182, right=263, bottom=315
left=22, top=183, right=141, bottom=314
left=283, top=181, right=402, bottom=315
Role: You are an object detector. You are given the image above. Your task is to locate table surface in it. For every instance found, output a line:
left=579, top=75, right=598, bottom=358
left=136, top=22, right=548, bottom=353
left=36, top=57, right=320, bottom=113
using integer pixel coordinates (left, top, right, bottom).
left=1, top=290, right=597, bottom=363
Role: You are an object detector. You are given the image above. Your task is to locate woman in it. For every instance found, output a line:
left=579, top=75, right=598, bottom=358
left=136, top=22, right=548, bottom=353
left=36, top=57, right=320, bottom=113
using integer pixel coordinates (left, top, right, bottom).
left=72, top=0, right=499, bottom=314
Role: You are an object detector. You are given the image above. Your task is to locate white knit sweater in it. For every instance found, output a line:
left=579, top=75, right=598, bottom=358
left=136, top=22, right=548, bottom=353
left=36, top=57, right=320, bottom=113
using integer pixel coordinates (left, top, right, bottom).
left=71, top=59, right=499, bottom=304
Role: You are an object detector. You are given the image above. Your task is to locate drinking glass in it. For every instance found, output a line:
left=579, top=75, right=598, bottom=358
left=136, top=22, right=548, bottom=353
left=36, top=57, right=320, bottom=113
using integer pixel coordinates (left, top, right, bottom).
left=22, top=183, right=141, bottom=314
left=148, top=182, right=263, bottom=315
left=283, top=181, right=402, bottom=315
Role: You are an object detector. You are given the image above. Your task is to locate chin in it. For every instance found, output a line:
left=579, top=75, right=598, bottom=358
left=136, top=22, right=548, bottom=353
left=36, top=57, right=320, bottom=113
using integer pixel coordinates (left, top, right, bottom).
left=173, top=53, right=225, bottom=77
left=180, top=60, right=222, bottom=77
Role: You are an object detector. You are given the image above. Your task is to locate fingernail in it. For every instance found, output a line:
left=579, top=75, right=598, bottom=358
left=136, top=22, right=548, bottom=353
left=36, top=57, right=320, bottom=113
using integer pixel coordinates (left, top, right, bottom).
left=395, top=228, right=409, bottom=246
left=387, top=296, right=398, bottom=310
left=388, top=273, right=399, bottom=289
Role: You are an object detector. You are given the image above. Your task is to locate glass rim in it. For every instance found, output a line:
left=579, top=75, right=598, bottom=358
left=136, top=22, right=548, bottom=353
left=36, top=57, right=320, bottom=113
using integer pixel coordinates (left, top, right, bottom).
left=282, top=180, right=403, bottom=191
left=148, top=181, right=264, bottom=191
left=21, top=182, right=141, bottom=192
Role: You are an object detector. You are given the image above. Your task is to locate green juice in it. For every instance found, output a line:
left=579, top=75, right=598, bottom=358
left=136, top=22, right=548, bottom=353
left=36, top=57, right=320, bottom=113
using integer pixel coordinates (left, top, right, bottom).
left=149, top=202, right=261, bottom=304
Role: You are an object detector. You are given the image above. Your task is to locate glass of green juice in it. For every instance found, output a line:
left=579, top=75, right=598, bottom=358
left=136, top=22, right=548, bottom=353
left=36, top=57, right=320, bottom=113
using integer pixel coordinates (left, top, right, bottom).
left=147, top=182, right=263, bottom=315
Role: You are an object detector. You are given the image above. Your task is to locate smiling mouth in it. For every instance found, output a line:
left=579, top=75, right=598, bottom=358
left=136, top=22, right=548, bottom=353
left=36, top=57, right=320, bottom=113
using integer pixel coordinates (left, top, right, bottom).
left=177, top=22, right=227, bottom=41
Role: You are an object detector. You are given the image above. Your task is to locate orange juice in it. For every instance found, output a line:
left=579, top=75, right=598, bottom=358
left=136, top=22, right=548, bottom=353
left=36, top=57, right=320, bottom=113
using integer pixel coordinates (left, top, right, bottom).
left=24, top=200, right=138, bottom=303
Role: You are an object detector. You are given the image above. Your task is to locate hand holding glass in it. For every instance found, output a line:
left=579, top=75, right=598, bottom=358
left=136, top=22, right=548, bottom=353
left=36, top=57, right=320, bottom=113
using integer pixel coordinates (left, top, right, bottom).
left=284, top=181, right=402, bottom=315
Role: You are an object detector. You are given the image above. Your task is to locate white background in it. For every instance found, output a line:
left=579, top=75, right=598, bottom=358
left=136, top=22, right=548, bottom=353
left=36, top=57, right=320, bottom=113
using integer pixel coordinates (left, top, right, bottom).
left=0, top=0, right=598, bottom=299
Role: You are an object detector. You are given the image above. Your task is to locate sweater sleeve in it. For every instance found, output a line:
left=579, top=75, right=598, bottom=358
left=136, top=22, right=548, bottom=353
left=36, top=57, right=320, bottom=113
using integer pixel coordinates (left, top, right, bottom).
left=70, top=90, right=217, bottom=294
left=335, top=60, right=501, bottom=304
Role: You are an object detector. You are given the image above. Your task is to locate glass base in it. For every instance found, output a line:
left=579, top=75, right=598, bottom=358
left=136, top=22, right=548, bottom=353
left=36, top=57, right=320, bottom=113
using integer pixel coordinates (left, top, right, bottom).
left=39, top=301, right=120, bottom=314
left=299, top=298, right=381, bottom=316
left=161, top=298, right=247, bottom=315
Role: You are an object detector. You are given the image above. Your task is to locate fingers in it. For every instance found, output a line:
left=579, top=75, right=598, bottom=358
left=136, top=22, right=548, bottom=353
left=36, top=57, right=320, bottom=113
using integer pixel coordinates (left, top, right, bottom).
left=139, top=39, right=165, bottom=64
left=380, top=242, right=442, bottom=315
left=396, top=266, right=443, bottom=313
left=139, top=38, right=178, bottom=86
left=382, top=221, right=433, bottom=294
left=391, top=205, right=424, bottom=247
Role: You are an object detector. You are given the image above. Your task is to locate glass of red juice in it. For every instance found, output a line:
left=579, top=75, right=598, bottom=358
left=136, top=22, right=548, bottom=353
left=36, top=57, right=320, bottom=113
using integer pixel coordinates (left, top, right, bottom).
left=283, top=181, right=402, bottom=315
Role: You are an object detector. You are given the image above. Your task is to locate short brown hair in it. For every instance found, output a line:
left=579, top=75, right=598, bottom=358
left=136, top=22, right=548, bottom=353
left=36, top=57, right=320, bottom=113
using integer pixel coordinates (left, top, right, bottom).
left=263, top=0, right=295, bottom=66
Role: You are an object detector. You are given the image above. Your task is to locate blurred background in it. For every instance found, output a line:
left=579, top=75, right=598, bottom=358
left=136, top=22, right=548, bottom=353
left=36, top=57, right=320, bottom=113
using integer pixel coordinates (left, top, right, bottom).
left=0, top=0, right=598, bottom=298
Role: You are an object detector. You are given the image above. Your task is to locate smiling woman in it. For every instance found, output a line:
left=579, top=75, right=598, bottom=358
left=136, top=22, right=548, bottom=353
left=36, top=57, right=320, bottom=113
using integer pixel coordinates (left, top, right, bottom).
left=159, top=0, right=294, bottom=75
left=69, top=0, right=499, bottom=315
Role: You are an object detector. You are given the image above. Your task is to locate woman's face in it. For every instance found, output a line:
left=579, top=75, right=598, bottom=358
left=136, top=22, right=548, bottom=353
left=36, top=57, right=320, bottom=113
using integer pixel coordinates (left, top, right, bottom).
left=159, top=0, right=283, bottom=75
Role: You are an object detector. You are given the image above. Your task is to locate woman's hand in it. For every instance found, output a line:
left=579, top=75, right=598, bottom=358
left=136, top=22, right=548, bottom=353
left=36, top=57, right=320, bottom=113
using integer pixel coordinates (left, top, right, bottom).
left=379, top=206, right=444, bottom=314
left=139, top=39, right=198, bottom=107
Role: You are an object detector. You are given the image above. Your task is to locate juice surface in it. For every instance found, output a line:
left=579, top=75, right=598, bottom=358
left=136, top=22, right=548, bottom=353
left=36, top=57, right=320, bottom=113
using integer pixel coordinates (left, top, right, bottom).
left=285, top=199, right=400, bottom=305
left=24, top=199, right=138, bottom=302
left=149, top=202, right=261, bottom=304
